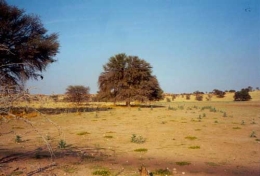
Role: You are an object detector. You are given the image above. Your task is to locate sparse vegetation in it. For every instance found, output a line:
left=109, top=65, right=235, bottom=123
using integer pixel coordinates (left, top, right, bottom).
left=176, top=161, right=191, bottom=166
left=104, top=135, right=113, bottom=138
left=92, top=167, right=111, bottom=176
left=131, top=134, right=146, bottom=143
left=168, top=106, right=177, bottom=110
left=58, top=139, right=67, bottom=149
left=153, top=168, right=172, bottom=175
left=61, top=165, right=78, bottom=174
left=185, top=136, right=197, bottom=140
left=233, top=127, right=241, bottom=129
left=205, top=162, right=219, bottom=166
left=15, top=135, right=22, bottom=143
left=77, top=131, right=91, bottom=135
left=134, top=148, right=148, bottom=152
left=189, top=145, right=200, bottom=149
left=250, top=131, right=256, bottom=138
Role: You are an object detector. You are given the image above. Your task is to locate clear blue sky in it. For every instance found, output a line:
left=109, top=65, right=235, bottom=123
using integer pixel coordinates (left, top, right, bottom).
left=7, top=0, right=260, bottom=94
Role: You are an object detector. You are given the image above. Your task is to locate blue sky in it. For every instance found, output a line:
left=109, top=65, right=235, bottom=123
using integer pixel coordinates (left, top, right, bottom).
left=7, top=0, right=260, bottom=94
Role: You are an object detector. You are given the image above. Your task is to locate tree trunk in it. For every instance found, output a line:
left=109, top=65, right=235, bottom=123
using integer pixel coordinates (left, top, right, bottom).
left=126, top=100, right=130, bottom=107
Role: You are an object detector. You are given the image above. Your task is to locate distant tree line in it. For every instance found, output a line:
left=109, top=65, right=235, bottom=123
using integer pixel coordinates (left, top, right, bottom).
left=164, top=86, right=256, bottom=102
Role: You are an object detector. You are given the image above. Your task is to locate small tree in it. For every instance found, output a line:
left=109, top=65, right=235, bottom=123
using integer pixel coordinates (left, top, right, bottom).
left=234, top=88, right=251, bottom=101
left=65, top=85, right=90, bottom=105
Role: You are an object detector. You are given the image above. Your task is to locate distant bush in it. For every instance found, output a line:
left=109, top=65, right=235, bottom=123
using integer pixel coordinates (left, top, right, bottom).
left=212, top=89, right=225, bottom=98
left=195, top=94, right=203, bottom=101
left=193, top=91, right=204, bottom=94
left=166, top=97, right=171, bottom=102
left=234, top=88, right=251, bottom=101
left=186, top=94, right=190, bottom=100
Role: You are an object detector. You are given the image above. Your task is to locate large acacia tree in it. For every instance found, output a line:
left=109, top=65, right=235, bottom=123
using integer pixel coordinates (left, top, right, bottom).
left=98, top=53, right=163, bottom=106
left=0, top=0, right=59, bottom=88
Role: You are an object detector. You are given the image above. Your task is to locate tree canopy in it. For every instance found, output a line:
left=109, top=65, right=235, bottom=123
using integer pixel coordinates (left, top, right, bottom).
left=0, top=0, right=59, bottom=88
left=98, top=53, right=163, bottom=106
left=65, top=85, right=90, bottom=105
left=234, top=88, right=251, bottom=101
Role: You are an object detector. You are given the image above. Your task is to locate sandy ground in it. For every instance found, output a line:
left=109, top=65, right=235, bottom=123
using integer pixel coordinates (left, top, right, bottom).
left=0, top=101, right=260, bottom=176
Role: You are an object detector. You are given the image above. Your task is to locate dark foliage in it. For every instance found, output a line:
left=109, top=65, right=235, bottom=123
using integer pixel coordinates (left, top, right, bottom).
left=0, top=0, right=59, bottom=87
left=195, top=94, right=203, bottom=101
left=186, top=94, right=191, bottom=100
left=234, top=88, right=251, bottom=101
left=98, top=53, right=163, bottom=106
left=212, top=89, right=226, bottom=98
left=229, top=89, right=236, bottom=93
left=65, top=85, right=90, bottom=105
left=193, top=91, right=204, bottom=95
left=247, top=86, right=253, bottom=92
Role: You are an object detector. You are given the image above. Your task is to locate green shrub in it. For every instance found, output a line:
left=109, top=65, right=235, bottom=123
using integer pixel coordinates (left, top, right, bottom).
left=185, top=136, right=197, bottom=140
left=189, top=146, right=200, bottom=149
left=15, top=135, right=22, bottom=143
left=58, top=139, right=67, bottom=149
left=153, top=168, right=171, bottom=175
left=134, top=148, right=148, bottom=152
left=92, top=168, right=111, bottom=176
left=250, top=131, right=256, bottom=138
left=104, top=135, right=113, bottom=138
